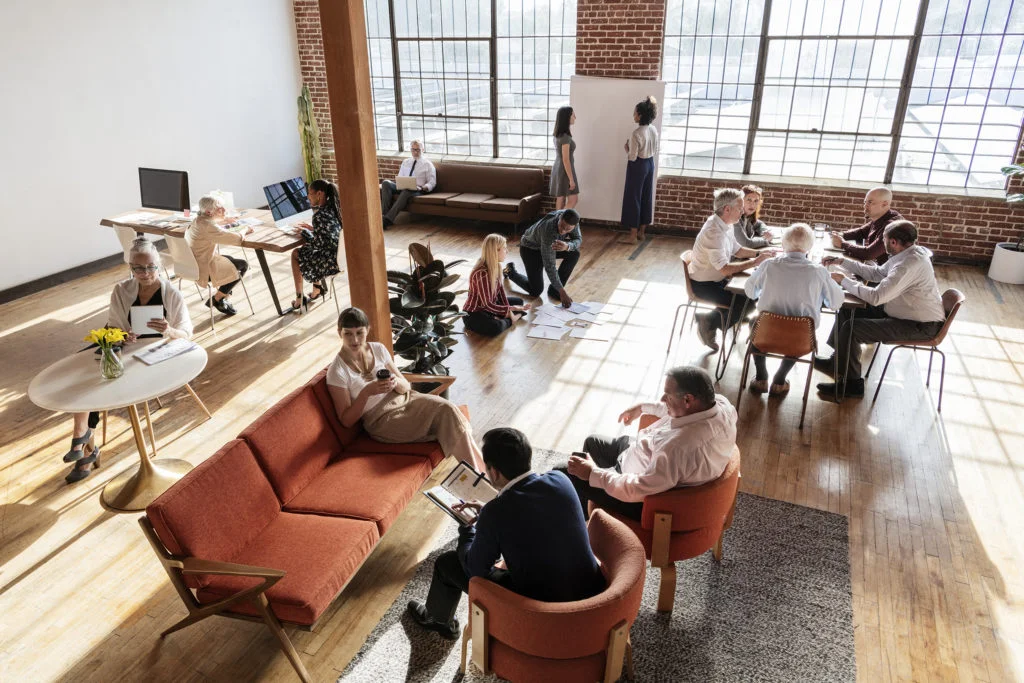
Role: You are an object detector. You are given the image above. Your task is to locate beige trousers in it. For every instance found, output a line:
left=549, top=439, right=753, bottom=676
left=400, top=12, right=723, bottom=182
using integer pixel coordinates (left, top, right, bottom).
left=363, top=391, right=484, bottom=471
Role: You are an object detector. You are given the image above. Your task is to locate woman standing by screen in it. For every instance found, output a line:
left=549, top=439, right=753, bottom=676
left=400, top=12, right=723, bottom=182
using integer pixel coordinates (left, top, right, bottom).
left=550, top=106, right=579, bottom=210
left=621, top=96, right=659, bottom=243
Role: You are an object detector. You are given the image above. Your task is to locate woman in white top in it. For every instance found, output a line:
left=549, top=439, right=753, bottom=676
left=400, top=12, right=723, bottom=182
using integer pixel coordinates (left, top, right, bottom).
left=61, top=239, right=193, bottom=484
left=186, top=195, right=253, bottom=317
left=326, top=307, right=485, bottom=471
left=621, top=96, right=659, bottom=243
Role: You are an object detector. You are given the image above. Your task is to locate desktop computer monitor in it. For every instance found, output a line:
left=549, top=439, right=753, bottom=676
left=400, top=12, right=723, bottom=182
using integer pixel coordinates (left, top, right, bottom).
left=263, top=177, right=311, bottom=225
left=139, top=168, right=190, bottom=211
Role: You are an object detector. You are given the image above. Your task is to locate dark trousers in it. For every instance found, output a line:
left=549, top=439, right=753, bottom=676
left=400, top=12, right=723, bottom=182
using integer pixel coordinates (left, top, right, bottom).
left=88, top=411, right=100, bottom=429
left=380, top=180, right=422, bottom=222
left=554, top=434, right=644, bottom=522
left=217, top=256, right=248, bottom=295
left=508, top=246, right=580, bottom=297
left=423, top=550, right=512, bottom=624
left=829, top=305, right=944, bottom=381
left=690, top=278, right=750, bottom=331
left=621, top=156, right=654, bottom=228
left=464, top=296, right=524, bottom=336
left=752, top=345, right=797, bottom=383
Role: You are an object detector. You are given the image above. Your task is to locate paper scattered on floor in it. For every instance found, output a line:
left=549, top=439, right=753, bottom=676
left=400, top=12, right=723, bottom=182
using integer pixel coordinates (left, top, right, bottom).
left=532, top=312, right=567, bottom=328
left=526, top=326, right=569, bottom=340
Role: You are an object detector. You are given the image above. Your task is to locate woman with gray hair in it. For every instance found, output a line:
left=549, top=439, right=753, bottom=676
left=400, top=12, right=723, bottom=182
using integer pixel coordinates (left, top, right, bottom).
left=742, top=223, right=844, bottom=395
left=185, top=195, right=252, bottom=316
left=59, top=238, right=193, bottom=484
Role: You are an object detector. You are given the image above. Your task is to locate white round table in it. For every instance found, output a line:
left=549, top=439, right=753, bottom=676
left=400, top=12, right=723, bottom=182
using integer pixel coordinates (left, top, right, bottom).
left=28, top=340, right=207, bottom=512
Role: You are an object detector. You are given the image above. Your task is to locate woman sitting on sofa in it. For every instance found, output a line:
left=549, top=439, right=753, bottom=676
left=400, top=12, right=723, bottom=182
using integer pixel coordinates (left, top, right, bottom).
left=61, top=238, right=193, bottom=484
left=326, top=307, right=485, bottom=470
left=463, top=234, right=530, bottom=336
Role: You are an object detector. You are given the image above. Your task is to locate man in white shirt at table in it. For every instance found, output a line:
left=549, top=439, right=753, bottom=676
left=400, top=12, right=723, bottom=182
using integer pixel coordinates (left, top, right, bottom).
left=690, top=188, right=775, bottom=352
left=817, top=220, right=945, bottom=399
left=561, top=366, right=737, bottom=521
left=380, top=139, right=436, bottom=228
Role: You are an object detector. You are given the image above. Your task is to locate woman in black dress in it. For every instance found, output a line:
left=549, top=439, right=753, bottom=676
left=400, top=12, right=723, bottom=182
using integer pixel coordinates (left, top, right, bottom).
left=290, top=179, right=342, bottom=312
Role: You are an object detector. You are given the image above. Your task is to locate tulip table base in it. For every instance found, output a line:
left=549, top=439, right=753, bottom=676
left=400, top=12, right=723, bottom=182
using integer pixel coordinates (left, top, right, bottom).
left=101, top=404, right=193, bottom=512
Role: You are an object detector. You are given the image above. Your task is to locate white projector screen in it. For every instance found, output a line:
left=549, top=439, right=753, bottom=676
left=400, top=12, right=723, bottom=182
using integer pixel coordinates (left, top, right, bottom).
left=569, top=75, right=666, bottom=223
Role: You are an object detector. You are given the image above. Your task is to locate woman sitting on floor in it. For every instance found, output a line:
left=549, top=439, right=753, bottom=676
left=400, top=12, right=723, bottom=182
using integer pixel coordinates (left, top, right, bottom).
left=463, top=234, right=530, bottom=336
left=326, top=307, right=485, bottom=470
left=734, top=184, right=775, bottom=249
left=290, top=179, right=342, bottom=312
left=62, top=239, right=193, bottom=484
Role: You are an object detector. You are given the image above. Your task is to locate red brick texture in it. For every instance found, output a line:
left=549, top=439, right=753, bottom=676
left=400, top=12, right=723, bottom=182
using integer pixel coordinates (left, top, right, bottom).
left=294, top=0, right=1024, bottom=263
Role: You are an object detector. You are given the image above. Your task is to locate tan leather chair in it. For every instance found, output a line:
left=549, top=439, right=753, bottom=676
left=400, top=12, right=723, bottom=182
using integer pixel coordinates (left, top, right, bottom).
left=866, top=288, right=965, bottom=412
left=736, top=312, right=817, bottom=429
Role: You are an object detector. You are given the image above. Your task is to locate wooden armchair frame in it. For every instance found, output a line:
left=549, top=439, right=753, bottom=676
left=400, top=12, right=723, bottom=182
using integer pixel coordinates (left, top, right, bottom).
left=138, top=518, right=312, bottom=683
left=402, top=372, right=457, bottom=396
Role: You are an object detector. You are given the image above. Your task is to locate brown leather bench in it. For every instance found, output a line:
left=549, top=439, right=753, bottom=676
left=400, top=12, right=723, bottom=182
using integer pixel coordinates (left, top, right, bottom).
left=404, top=162, right=545, bottom=229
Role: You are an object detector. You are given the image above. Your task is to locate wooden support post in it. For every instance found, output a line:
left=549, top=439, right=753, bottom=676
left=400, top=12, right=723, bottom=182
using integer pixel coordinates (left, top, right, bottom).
left=470, top=602, right=489, bottom=674
left=319, top=0, right=393, bottom=353
left=604, top=620, right=630, bottom=683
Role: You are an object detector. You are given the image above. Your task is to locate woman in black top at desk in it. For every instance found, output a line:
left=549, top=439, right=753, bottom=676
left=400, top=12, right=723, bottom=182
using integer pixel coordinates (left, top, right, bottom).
left=290, top=179, right=342, bottom=312
left=60, top=239, right=193, bottom=484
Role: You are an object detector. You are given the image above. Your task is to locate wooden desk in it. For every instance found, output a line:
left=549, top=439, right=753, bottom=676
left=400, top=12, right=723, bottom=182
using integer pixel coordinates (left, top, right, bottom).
left=100, top=209, right=304, bottom=316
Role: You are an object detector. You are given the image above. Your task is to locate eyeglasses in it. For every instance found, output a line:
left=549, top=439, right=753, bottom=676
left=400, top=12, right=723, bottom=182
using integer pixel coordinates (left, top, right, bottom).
left=130, top=265, right=160, bottom=273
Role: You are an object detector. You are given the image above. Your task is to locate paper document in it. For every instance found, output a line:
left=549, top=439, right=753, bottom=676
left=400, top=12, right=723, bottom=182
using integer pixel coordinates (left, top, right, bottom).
left=570, top=327, right=611, bottom=342
left=573, top=312, right=604, bottom=325
left=579, top=302, right=607, bottom=314
left=527, top=326, right=569, bottom=341
left=537, top=304, right=577, bottom=322
left=532, top=312, right=568, bottom=328
left=423, top=461, right=498, bottom=525
left=134, top=339, right=198, bottom=365
left=130, top=306, right=164, bottom=336
left=566, top=302, right=590, bottom=314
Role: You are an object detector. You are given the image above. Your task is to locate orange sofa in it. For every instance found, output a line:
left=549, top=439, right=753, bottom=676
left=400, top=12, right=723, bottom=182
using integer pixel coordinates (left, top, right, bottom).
left=140, top=369, right=450, bottom=682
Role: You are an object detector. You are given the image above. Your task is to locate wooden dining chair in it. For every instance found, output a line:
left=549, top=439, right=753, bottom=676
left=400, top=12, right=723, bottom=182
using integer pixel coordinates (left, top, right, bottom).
left=735, top=312, right=817, bottom=429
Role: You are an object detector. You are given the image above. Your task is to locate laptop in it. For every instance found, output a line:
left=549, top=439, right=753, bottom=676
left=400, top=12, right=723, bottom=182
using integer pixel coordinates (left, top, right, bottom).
left=263, top=177, right=313, bottom=228
left=395, top=175, right=418, bottom=191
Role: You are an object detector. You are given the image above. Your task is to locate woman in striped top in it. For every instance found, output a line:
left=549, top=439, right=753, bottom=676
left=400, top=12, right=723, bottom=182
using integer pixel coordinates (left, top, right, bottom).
left=463, top=234, right=530, bottom=336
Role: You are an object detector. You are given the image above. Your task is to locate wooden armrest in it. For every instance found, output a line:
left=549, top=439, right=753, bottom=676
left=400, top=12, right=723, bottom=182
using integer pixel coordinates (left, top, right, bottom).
left=403, top=373, right=457, bottom=396
left=180, top=557, right=285, bottom=580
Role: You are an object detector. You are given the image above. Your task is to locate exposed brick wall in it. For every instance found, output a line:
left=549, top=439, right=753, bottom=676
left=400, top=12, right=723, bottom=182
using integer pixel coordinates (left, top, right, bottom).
left=576, top=0, right=665, bottom=79
left=295, top=0, right=1024, bottom=264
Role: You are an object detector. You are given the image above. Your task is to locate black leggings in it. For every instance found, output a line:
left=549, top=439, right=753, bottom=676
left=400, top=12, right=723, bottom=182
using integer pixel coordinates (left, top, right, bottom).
left=218, top=256, right=249, bottom=295
left=463, top=296, right=525, bottom=336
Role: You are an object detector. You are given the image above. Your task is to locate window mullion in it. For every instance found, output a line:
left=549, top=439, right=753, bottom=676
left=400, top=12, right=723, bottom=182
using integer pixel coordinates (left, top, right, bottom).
left=388, top=0, right=404, bottom=152
left=491, top=0, right=498, bottom=158
left=744, top=0, right=775, bottom=175
left=884, top=0, right=932, bottom=184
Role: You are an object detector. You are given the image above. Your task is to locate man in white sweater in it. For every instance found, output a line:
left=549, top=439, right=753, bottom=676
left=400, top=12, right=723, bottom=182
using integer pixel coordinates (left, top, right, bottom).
left=817, top=220, right=945, bottom=398
left=562, top=366, right=737, bottom=520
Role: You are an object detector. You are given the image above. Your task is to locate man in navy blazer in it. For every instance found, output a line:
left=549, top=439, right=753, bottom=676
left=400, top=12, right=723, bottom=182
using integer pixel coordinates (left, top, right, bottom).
left=408, top=427, right=606, bottom=639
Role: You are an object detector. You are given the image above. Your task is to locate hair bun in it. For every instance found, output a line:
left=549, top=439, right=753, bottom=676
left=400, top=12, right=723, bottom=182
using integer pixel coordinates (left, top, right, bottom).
left=647, top=95, right=657, bottom=105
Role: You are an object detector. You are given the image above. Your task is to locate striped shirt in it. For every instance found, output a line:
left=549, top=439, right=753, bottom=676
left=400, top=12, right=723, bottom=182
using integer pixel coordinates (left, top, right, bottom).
left=464, top=265, right=510, bottom=317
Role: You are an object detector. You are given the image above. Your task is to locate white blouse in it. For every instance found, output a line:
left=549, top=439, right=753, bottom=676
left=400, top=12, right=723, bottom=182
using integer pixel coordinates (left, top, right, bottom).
left=325, top=342, right=393, bottom=416
left=627, top=124, right=659, bottom=161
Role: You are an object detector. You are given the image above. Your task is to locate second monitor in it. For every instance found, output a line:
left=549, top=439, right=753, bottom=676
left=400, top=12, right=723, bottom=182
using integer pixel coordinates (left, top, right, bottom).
left=263, top=177, right=312, bottom=227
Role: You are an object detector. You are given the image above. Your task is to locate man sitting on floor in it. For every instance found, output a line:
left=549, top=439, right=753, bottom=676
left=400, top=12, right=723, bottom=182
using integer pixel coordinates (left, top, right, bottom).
left=691, top=188, right=774, bottom=352
left=380, top=139, right=436, bottom=228
left=407, top=427, right=605, bottom=639
left=829, top=187, right=903, bottom=265
left=817, top=220, right=945, bottom=398
left=561, top=366, right=737, bottom=521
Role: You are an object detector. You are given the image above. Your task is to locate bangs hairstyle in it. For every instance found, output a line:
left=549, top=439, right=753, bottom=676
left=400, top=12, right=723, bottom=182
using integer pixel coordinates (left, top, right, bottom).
left=741, top=184, right=764, bottom=220
left=338, top=307, right=370, bottom=329
left=635, top=96, right=658, bottom=125
left=553, top=106, right=573, bottom=138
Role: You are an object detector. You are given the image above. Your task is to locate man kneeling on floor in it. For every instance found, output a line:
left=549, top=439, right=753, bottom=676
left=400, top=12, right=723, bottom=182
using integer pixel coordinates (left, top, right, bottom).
left=561, top=366, right=737, bottom=521
left=408, top=427, right=606, bottom=639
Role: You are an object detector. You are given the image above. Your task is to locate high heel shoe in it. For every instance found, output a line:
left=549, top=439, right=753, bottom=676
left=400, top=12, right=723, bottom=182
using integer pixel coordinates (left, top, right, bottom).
left=63, top=429, right=93, bottom=463
left=308, top=282, right=327, bottom=303
left=65, top=446, right=101, bottom=484
left=290, top=294, right=309, bottom=314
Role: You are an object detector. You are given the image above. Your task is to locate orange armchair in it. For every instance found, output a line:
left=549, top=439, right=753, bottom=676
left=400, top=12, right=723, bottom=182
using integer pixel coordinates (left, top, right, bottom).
left=460, top=509, right=646, bottom=683
left=590, top=414, right=741, bottom=613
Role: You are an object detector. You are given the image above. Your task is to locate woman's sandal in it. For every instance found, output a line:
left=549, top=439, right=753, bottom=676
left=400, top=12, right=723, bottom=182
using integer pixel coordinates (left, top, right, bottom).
left=63, top=429, right=94, bottom=463
left=308, top=282, right=328, bottom=303
left=65, top=446, right=101, bottom=484
left=291, top=294, right=309, bottom=314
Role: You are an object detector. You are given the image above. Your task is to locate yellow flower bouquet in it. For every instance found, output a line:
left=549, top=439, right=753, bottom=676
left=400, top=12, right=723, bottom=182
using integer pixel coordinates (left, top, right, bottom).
left=85, top=327, right=128, bottom=379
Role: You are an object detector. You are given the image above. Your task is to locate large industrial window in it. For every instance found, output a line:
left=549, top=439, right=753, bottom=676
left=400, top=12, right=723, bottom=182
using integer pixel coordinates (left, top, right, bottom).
left=364, top=0, right=576, bottom=161
left=661, top=0, right=1024, bottom=189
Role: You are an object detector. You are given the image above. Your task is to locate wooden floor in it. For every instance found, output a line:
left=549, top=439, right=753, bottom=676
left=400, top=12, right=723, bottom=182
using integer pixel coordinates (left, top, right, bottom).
left=1, top=218, right=1022, bottom=682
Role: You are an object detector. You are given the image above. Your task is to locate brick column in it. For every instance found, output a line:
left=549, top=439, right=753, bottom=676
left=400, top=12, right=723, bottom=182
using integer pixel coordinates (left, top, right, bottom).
left=294, top=0, right=337, bottom=181
left=576, top=0, right=665, bottom=79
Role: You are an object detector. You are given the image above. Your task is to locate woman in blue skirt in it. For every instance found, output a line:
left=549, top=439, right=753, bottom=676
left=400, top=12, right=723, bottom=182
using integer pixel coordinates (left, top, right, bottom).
left=621, top=96, right=659, bottom=243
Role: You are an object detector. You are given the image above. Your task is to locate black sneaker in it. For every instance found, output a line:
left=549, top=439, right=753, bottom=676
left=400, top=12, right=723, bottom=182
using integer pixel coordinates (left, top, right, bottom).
left=406, top=600, right=460, bottom=640
left=502, top=262, right=517, bottom=278
left=383, top=217, right=393, bottom=230
left=207, top=297, right=237, bottom=316
left=816, top=378, right=865, bottom=398
left=813, top=356, right=836, bottom=376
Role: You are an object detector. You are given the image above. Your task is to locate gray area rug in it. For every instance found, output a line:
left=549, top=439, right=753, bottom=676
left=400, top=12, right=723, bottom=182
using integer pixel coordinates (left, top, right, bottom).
left=339, top=449, right=855, bottom=682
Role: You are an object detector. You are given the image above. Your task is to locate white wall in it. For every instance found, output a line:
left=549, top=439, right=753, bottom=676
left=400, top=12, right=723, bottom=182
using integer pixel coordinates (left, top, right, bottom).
left=0, top=0, right=304, bottom=290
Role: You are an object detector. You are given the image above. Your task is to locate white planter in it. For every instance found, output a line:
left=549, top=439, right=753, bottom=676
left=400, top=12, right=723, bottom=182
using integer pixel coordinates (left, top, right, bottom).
left=988, top=242, right=1024, bottom=284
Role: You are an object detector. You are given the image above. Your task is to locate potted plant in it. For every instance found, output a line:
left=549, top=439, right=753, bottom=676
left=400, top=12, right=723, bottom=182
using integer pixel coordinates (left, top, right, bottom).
left=991, top=165, right=1024, bottom=284
left=297, top=84, right=322, bottom=184
left=387, top=243, right=466, bottom=387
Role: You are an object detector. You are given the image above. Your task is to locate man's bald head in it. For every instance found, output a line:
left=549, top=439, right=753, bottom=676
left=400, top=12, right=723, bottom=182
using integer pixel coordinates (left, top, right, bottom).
left=864, top=187, right=892, bottom=221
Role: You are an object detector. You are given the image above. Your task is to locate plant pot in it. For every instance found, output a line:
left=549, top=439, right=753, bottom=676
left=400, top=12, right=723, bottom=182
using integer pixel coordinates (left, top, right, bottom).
left=988, top=242, right=1024, bottom=284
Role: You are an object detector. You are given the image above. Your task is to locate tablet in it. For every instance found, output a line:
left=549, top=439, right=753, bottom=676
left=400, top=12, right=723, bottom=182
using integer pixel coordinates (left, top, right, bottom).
left=130, top=305, right=164, bottom=336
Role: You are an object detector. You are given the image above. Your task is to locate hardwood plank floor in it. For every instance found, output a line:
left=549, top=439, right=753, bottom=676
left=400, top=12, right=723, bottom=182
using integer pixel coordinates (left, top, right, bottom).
left=1, top=217, right=1022, bottom=682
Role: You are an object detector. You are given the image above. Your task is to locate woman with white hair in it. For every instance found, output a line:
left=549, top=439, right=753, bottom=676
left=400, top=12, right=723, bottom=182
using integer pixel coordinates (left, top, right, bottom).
left=743, top=223, right=844, bottom=395
left=185, top=195, right=253, bottom=316
left=60, top=238, right=193, bottom=483
left=463, top=234, right=530, bottom=336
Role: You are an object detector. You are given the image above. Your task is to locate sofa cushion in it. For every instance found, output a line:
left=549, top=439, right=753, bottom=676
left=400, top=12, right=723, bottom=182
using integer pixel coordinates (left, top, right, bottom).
left=306, top=368, right=361, bottom=448
left=410, top=191, right=461, bottom=206
left=346, top=435, right=446, bottom=467
left=146, top=439, right=280, bottom=589
left=284, top=452, right=434, bottom=534
left=195, top=512, right=379, bottom=626
left=240, top=384, right=343, bottom=505
left=479, top=197, right=522, bottom=213
left=446, top=193, right=496, bottom=209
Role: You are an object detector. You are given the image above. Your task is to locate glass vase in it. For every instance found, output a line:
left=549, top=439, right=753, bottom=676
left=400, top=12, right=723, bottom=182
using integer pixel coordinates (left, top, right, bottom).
left=100, top=346, right=124, bottom=380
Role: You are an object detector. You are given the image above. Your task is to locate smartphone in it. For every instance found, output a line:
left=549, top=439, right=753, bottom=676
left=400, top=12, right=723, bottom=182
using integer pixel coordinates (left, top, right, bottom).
left=570, top=451, right=588, bottom=459
left=375, top=368, right=392, bottom=380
